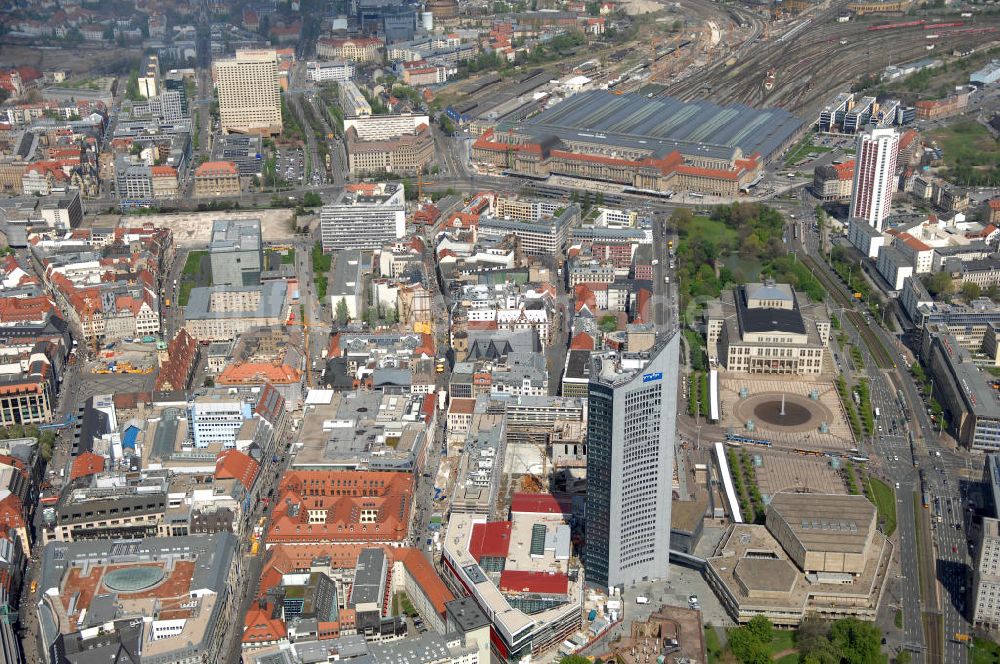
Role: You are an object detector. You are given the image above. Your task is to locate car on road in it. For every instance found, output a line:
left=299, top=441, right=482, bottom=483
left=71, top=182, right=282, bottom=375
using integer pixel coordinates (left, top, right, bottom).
left=953, top=545, right=958, bottom=553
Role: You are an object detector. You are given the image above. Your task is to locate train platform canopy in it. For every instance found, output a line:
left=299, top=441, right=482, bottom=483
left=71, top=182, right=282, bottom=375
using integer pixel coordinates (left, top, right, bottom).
left=511, top=90, right=805, bottom=164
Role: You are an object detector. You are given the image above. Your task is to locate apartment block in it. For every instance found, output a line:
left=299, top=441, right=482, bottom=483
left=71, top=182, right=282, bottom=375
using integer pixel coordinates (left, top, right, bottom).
left=215, top=49, right=283, bottom=135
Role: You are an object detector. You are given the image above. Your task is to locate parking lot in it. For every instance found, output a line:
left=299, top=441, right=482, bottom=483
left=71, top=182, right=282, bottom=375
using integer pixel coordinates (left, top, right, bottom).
left=278, top=147, right=305, bottom=184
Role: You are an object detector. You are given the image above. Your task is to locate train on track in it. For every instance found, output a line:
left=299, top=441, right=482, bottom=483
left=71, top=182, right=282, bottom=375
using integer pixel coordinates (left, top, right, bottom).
left=866, top=19, right=964, bottom=31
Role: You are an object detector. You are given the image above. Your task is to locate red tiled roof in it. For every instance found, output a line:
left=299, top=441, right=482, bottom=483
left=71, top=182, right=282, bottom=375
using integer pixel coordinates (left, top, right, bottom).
left=70, top=452, right=104, bottom=481
left=510, top=493, right=570, bottom=516
left=265, top=471, right=413, bottom=545
left=833, top=159, right=855, bottom=180
left=448, top=397, right=476, bottom=415
left=215, top=449, right=260, bottom=488
left=897, top=232, right=931, bottom=252
left=569, top=331, right=594, bottom=350
left=194, top=160, right=238, bottom=176
left=242, top=600, right=287, bottom=645
left=989, top=199, right=1000, bottom=210
left=395, top=548, right=455, bottom=615
left=499, top=570, right=569, bottom=594
left=468, top=521, right=512, bottom=560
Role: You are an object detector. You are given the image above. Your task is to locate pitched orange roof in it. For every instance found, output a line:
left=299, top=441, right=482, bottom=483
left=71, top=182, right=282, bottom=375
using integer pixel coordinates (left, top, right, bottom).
left=194, top=161, right=238, bottom=176
left=215, top=449, right=260, bottom=488
left=242, top=600, right=287, bottom=645
left=394, top=548, right=455, bottom=616
left=265, top=471, right=414, bottom=545
left=218, top=362, right=301, bottom=385
left=70, top=452, right=104, bottom=481
left=570, top=331, right=595, bottom=350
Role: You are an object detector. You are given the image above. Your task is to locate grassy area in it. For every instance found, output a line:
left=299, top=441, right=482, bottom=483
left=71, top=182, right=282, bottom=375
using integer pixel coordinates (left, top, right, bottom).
left=971, top=636, right=1000, bottom=664
left=768, top=629, right=795, bottom=655
left=280, top=248, right=295, bottom=264
left=930, top=122, right=1000, bottom=187
left=179, top=281, right=194, bottom=306
left=865, top=476, right=897, bottom=536
left=312, top=242, right=330, bottom=300
left=182, top=250, right=207, bottom=277
left=705, top=626, right=723, bottom=664
left=178, top=250, right=209, bottom=306
left=393, top=592, right=418, bottom=617
left=681, top=215, right=740, bottom=249
left=784, top=135, right=833, bottom=167
left=914, top=493, right=926, bottom=592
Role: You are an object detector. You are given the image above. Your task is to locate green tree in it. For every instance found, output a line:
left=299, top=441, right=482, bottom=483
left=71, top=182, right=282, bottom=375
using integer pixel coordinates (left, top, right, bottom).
left=895, top=652, right=912, bottom=664
left=922, top=271, right=954, bottom=298
left=335, top=298, right=349, bottom=325
left=728, top=628, right=772, bottom=664
left=745, top=616, right=773, bottom=645
left=961, top=281, right=982, bottom=301
left=671, top=19, right=682, bottom=31
left=829, top=618, right=882, bottom=664
left=303, top=191, right=322, bottom=207
left=598, top=315, right=617, bottom=333
left=669, top=207, right=693, bottom=231
left=586, top=1, right=602, bottom=15
left=559, top=656, right=591, bottom=664
left=440, top=115, right=456, bottom=135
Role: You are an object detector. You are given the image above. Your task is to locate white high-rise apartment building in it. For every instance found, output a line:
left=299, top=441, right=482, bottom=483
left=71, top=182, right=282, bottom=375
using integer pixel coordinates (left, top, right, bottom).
left=215, top=49, right=283, bottom=135
left=850, top=126, right=899, bottom=232
left=974, top=517, right=1000, bottom=628
left=319, top=182, right=406, bottom=252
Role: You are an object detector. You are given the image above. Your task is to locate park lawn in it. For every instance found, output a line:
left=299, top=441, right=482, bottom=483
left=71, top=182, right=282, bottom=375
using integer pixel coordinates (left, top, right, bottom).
left=768, top=630, right=796, bottom=656
left=679, top=215, right=740, bottom=251
left=866, top=476, right=898, bottom=536
left=280, top=248, right=295, bottom=265
left=931, top=122, right=1000, bottom=171
left=972, top=636, right=1000, bottom=664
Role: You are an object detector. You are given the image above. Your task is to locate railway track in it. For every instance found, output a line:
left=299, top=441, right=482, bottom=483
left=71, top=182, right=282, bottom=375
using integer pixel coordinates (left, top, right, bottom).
left=802, top=255, right=896, bottom=370
left=664, top=5, right=1000, bottom=115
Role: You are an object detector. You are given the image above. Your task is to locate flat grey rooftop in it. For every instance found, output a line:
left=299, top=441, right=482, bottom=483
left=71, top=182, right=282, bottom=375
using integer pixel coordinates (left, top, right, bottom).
left=513, top=90, right=804, bottom=162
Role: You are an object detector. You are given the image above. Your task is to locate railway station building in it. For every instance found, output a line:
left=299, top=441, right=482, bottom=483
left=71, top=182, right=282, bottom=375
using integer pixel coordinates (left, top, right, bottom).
left=472, top=91, right=804, bottom=196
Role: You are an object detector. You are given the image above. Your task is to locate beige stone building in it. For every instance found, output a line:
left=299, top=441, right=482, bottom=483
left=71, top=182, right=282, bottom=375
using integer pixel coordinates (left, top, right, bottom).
left=706, top=281, right=830, bottom=375
left=151, top=165, right=179, bottom=198
left=194, top=161, right=241, bottom=197
left=346, top=125, right=434, bottom=176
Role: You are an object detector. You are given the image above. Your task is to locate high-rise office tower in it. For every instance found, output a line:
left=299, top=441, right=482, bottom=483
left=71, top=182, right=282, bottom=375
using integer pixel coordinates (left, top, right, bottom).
left=215, top=49, right=283, bottom=136
left=584, top=333, right=679, bottom=590
left=850, top=126, right=899, bottom=232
